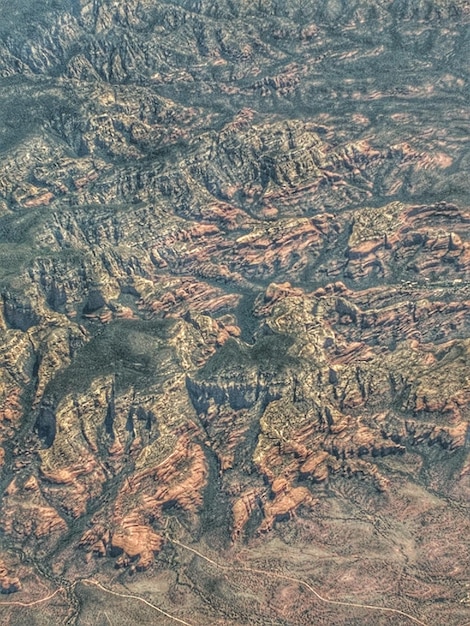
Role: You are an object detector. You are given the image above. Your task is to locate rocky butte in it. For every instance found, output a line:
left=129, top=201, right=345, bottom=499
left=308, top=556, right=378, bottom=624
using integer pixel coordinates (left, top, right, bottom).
left=0, top=0, right=469, bottom=625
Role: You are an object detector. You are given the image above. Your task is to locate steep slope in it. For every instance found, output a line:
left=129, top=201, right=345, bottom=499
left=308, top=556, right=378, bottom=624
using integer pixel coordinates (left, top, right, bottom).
left=0, top=1, right=469, bottom=625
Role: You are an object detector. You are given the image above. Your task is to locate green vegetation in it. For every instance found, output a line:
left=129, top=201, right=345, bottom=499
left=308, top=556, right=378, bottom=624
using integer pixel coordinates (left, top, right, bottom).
left=45, top=318, right=177, bottom=400
left=198, top=333, right=295, bottom=379
left=0, top=0, right=63, bottom=37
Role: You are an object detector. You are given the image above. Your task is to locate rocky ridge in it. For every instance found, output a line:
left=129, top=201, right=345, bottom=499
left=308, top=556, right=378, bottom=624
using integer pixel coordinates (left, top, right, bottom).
left=0, top=1, right=469, bottom=625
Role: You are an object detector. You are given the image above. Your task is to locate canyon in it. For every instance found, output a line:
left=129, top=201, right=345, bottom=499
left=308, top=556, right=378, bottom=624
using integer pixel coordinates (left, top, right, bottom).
left=0, top=1, right=469, bottom=624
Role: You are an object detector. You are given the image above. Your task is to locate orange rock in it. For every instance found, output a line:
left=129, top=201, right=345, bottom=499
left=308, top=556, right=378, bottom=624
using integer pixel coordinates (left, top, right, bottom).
left=260, top=206, right=279, bottom=218
left=111, top=517, right=163, bottom=569
left=224, top=324, right=241, bottom=337
left=299, top=450, right=329, bottom=479
left=0, top=561, right=21, bottom=594
left=231, top=490, right=261, bottom=540
left=115, top=436, right=208, bottom=531
left=261, top=485, right=316, bottom=532
left=271, top=476, right=289, bottom=494
left=4, top=479, right=18, bottom=496
left=23, top=475, right=39, bottom=491
left=1, top=491, right=67, bottom=540
left=23, top=191, right=54, bottom=207
left=0, top=388, right=22, bottom=423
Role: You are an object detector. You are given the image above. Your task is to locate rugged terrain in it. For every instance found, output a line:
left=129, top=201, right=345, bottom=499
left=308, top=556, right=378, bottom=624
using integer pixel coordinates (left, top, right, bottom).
left=0, top=1, right=469, bottom=624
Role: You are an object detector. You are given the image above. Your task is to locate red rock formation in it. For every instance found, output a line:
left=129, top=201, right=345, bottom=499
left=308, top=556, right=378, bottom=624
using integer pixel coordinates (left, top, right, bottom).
left=80, top=435, right=208, bottom=569
left=22, top=191, right=55, bottom=207
left=111, top=514, right=164, bottom=570
left=345, top=203, right=470, bottom=282
left=231, top=489, right=262, bottom=540
left=0, top=387, right=22, bottom=424
left=0, top=561, right=21, bottom=594
left=260, top=480, right=317, bottom=533
left=1, top=477, right=67, bottom=541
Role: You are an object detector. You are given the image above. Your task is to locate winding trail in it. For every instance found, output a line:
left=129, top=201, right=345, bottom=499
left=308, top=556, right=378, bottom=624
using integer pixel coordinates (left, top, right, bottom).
left=0, top=538, right=431, bottom=626
left=0, top=587, right=64, bottom=607
left=80, top=579, right=194, bottom=626
left=0, top=579, right=194, bottom=626
left=169, top=537, right=430, bottom=626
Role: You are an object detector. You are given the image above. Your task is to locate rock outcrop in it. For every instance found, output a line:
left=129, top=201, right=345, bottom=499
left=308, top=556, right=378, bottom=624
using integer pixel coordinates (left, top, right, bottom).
left=0, top=560, right=21, bottom=595
left=0, top=0, right=469, bottom=623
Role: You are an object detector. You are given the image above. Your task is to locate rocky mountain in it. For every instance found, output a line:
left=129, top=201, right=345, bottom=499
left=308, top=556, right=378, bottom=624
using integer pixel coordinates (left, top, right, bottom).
left=0, top=1, right=469, bottom=625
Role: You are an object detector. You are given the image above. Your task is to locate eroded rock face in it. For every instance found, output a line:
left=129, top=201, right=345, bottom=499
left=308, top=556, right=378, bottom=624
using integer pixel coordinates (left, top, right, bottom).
left=0, top=568, right=21, bottom=595
left=0, top=0, right=469, bottom=624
